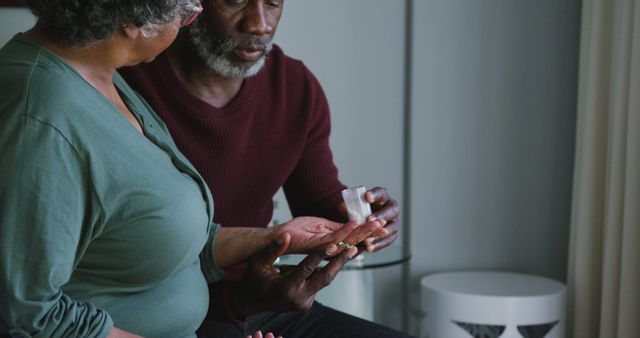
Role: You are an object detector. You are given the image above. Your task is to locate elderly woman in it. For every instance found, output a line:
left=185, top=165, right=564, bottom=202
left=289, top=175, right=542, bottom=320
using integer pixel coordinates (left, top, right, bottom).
left=0, top=1, right=381, bottom=337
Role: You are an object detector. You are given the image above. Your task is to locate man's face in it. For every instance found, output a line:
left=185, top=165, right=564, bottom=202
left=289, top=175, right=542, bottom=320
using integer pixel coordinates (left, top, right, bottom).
left=187, top=0, right=284, bottom=78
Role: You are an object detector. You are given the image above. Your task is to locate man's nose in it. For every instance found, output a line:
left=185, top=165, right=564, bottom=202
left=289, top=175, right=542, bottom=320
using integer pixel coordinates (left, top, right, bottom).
left=241, top=1, right=274, bottom=36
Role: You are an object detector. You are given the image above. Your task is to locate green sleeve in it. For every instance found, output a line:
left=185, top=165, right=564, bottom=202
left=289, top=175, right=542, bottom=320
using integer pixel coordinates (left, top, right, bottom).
left=0, top=116, right=113, bottom=337
left=199, top=223, right=226, bottom=283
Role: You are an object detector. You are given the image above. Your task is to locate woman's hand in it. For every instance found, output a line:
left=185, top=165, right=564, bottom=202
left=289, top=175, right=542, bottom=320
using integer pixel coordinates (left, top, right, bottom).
left=214, top=217, right=385, bottom=268
left=272, top=217, right=386, bottom=254
left=107, top=327, right=142, bottom=338
left=246, top=331, right=281, bottom=338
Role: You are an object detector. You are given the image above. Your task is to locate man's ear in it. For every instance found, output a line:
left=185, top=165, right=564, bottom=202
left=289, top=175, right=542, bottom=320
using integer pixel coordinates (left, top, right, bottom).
left=122, top=24, right=141, bottom=40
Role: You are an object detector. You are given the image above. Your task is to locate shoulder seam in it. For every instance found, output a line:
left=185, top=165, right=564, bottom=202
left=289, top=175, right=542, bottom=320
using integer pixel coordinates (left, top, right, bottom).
left=21, top=49, right=41, bottom=118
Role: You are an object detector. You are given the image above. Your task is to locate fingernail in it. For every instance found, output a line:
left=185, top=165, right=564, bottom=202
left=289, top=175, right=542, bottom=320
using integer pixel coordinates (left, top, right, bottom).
left=365, top=192, right=374, bottom=202
left=348, top=247, right=358, bottom=259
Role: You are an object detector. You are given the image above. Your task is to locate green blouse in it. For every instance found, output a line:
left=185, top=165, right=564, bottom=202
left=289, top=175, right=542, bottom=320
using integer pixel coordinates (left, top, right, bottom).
left=0, top=36, right=224, bottom=337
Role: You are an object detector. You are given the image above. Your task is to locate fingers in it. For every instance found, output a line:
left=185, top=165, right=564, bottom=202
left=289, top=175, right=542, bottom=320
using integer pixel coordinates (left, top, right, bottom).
left=325, top=220, right=358, bottom=243
left=306, top=246, right=357, bottom=291
left=247, top=332, right=280, bottom=338
left=363, top=219, right=399, bottom=244
left=289, top=243, right=337, bottom=283
left=366, top=231, right=399, bottom=252
left=369, top=202, right=399, bottom=225
left=382, top=220, right=400, bottom=238
left=273, top=232, right=291, bottom=261
left=321, top=219, right=344, bottom=232
left=269, top=233, right=292, bottom=264
left=365, top=187, right=400, bottom=224
left=252, top=232, right=291, bottom=266
left=363, top=220, right=399, bottom=252
left=364, top=186, right=389, bottom=205
left=368, top=221, right=390, bottom=238
left=338, top=219, right=383, bottom=248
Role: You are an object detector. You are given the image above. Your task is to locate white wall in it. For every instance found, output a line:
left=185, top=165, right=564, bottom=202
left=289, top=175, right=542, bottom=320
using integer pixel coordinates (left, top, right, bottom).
left=274, top=0, right=407, bottom=331
left=409, top=0, right=581, bottom=334
left=275, top=1, right=405, bottom=198
left=0, top=8, right=35, bottom=46
left=280, top=2, right=581, bottom=334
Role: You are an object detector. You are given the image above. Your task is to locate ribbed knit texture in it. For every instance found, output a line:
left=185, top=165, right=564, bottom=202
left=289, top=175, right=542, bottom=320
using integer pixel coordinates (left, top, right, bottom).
left=120, top=45, right=346, bottom=231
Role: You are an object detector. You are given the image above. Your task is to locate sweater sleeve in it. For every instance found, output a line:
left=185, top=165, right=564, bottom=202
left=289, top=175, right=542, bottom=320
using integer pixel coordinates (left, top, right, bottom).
left=283, top=65, right=347, bottom=222
left=0, top=116, right=113, bottom=337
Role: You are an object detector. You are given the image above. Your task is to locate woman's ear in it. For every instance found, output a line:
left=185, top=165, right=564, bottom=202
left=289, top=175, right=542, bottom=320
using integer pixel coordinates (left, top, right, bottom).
left=122, top=24, right=141, bottom=40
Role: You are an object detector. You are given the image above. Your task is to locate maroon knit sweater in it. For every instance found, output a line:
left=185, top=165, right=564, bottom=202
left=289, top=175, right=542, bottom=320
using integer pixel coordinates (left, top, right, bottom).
left=120, top=44, right=345, bottom=236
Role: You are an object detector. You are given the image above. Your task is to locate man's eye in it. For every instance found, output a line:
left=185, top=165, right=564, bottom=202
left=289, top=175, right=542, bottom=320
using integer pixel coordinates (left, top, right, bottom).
left=226, top=0, right=248, bottom=7
left=266, top=0, right=281, bottom=7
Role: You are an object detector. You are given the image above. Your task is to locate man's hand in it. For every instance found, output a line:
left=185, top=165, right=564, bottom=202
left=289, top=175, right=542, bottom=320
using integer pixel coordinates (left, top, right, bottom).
left=228, top=232, right=358, bottom=318
left=272, top=217, right=385, bottom=254
left=351, top=186, right=400, bottom=252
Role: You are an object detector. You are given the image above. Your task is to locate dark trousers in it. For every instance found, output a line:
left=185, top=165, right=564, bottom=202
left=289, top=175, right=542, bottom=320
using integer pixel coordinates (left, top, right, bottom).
left=197, top=301, right=415, bottom=338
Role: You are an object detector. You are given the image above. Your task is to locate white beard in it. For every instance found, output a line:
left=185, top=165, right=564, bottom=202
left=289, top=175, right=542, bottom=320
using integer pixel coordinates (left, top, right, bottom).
left=187, top=19, right=272, bottom=78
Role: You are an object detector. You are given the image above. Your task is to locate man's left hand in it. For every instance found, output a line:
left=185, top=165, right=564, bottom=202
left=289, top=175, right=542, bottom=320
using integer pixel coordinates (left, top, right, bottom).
left=361, top=186, right=400, bottom=252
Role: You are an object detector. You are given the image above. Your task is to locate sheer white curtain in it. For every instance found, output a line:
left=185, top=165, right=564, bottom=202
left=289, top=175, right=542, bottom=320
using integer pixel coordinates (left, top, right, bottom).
left=567, top=0, right=640, bottom=337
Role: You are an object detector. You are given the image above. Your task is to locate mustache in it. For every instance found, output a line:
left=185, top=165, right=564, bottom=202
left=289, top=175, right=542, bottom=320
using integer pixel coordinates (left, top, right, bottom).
left=216, top=36, right=273, bottom=53
left=237, top=37, right=272, bottom=49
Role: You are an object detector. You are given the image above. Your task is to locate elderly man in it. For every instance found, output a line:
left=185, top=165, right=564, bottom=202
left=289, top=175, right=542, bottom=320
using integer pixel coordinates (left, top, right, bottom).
left=120, top=0, right=408, bottom=337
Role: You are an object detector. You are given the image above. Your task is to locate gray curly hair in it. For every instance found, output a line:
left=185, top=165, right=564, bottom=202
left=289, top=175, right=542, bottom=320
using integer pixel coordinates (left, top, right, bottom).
left=25, top=0, right=188, bottom=47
